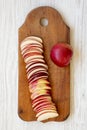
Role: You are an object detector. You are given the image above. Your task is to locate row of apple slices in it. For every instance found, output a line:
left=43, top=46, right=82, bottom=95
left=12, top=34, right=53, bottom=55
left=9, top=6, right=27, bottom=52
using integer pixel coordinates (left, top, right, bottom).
left=20, top=36, right=58, bottom=121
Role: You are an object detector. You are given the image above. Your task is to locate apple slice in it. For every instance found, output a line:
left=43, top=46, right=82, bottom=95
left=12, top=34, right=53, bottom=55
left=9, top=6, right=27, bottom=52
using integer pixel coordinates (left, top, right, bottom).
left=21, top=39, right=43, bottom=49
left=32, top=95, right=51, bottom=104
left=31, top=90, right=50, bottom=100
left=35, top=104, right=57, bottom=113
left=25, top=36, right=43, bottom=43
left=36, top=109, right=58, bottom=117
left=37, top=112, right=58, bottom=121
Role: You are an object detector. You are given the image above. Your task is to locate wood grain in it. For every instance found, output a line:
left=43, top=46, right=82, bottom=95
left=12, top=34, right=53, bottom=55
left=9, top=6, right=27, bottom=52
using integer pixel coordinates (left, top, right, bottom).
left=1, top=0, right=87, bottom=129
left=18, top=6, right=70, bottom=122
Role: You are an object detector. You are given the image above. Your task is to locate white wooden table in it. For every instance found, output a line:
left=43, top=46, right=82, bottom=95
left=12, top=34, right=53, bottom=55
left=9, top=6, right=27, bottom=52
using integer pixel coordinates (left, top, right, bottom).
left=0, top=0, right=87, bottom=130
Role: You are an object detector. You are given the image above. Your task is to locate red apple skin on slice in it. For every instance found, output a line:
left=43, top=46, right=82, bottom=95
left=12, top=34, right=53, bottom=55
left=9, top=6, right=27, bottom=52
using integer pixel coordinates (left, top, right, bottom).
left=32, top=95, right=51, bottom=104
left=26, top=62, right=48, bottom=72
left=36, top=110, right=57, bottom=118
left=35, top=104, right=56, bottom=113
left=22, top=46, right=43, bottom=55
left=23, top=52, right=42, bottom=59
left=31, top=92, right=51, bottom=100
left=30, top=86, right=51, bottom=93
left=28, top=73, right=48, bottom=84
left=26, top=59, right=45, bottom=69
left=27, top=67, right=48, bottom=78
left=32, top=98, right=52, bottom=108
left=33, top=101, right=54, bottom=111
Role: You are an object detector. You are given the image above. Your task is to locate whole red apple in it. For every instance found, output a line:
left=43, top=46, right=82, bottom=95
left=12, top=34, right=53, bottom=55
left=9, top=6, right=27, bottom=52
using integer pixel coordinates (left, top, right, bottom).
left=50, top=43, right=73, bottom=67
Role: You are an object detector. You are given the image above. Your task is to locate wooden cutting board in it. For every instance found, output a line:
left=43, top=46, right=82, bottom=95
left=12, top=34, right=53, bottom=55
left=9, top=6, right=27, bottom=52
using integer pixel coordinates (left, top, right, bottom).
left=18, top=6, right=70, bottom=122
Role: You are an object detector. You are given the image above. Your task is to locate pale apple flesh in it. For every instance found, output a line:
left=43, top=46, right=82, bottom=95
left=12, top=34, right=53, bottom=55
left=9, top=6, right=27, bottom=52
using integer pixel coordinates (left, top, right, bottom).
left=20, top=36, right=58, bottom=121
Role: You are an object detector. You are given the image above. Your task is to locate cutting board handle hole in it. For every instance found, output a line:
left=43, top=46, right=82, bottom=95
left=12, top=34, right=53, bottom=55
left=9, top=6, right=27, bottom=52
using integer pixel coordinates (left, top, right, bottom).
left=40, top=18, right=48, bottom=27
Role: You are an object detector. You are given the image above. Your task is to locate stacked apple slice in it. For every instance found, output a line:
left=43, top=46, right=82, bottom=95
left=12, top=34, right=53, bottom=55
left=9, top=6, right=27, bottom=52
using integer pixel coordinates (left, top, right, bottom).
left=20, top=36, right=58, bottom=121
